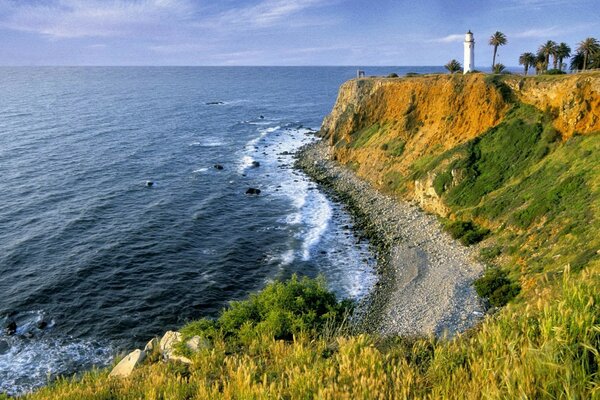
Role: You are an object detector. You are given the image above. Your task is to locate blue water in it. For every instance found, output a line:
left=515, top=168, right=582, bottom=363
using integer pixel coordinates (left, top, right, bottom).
left=0, top=66, right=443, bottom=394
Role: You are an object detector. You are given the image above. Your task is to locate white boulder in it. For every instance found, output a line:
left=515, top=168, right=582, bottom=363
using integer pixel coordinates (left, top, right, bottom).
left=108, top=349, right=145, bottom=378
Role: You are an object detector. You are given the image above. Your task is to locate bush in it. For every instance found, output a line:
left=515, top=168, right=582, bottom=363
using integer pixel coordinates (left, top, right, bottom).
left=405, top=72, right=420, bottom=77
left=474, top=268, right=520, bottom=307
left=433, top=170, right=453, bottom=195
left=444, top=220, right=490, bottom=246
left=387, top=73, right=399, bottom=78
left=545, top=69, right=566, bottom=75
left=181, top=275, right=352, bottom=345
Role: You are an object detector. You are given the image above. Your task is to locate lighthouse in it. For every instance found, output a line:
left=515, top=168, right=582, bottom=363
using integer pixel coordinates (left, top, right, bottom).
left=464, top=30, right=475, bottom=74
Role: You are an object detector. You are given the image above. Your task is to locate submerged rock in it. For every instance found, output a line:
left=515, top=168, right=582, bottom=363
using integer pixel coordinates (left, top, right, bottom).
left=214, top=164, right=224, bottom=170
left=246, top=188, right=261, bottom=195
left=206, top=101, right=224, bottom=105
left=5, top=321, right=16, bottom=336
left=109, top=349, right=145, bottom=378
left=146, top=181, right=154, bottom=187
left=251, top=161, right=261, bottom=168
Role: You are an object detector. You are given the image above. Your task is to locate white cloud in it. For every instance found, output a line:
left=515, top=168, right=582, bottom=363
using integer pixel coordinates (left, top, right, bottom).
left=200, top=0, right=335, bottom=30
left=428, top=34, right=464, bottom=43
left=0, top=0, right=193, bottom=38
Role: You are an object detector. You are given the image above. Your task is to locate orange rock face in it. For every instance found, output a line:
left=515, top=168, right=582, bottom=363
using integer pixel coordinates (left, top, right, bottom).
left=320, top=73, right=600, bottom=199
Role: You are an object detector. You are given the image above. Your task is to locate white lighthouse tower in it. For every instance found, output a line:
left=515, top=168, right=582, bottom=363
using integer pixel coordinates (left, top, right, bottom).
left=464, top=30, right=475, bottom=74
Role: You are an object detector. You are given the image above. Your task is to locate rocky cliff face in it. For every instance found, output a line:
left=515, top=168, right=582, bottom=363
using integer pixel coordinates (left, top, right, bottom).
left=320, top=72, right=600, bottom=214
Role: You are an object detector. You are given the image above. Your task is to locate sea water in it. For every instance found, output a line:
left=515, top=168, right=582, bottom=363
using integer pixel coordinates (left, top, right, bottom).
left=0, top=66, right=442, bottom=394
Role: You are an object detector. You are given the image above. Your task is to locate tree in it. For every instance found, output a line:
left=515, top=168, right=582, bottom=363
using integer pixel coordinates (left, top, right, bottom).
left=538, top=40, right=557, bottom=72
left=489, top=31, right=508, bottom=69
left=555, top=42, right=571, bottom=72
left=493, top=63, right=506, bottom=74
left=518, top=52, right=536, bottom=75
left=576, top=37, right=600, bottom=71
left=444, top=59, right=462, bottom=74
left=570, top=52, right=585, bottom=71
left=535, top=52, right=546, bottom=75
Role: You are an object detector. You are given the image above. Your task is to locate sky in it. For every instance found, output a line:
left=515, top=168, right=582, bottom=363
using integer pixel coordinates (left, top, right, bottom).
left=0, top=0, right=598, bottom=66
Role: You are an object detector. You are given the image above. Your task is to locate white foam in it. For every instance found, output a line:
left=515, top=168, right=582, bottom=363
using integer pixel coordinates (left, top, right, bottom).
left=193, top=167, right=208, bottom=173
left=300, top=191, right=332, bottom=261
left=0, top=337, right=112, bottom=395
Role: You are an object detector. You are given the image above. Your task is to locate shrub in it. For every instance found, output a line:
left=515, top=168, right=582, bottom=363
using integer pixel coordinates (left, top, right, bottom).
left=405, top=72, right=420, bottom=77
left=545, top=69, right=566, bottom=75
left=444, top=220, right=490, bottom=246
left=433, top=170, right=453, bottom=195
left=474, top=268, right=520, bottom=307
left=387, top=73, right=399, bottom=78
left=181, top=275, right=352, bottom=344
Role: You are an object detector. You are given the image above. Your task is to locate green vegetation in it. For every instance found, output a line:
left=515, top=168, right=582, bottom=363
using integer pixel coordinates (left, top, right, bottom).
left=474, top=268, right=520, bottom=307
left=351, top=123, right=380, bottom=148
left=444, top=220, right=490, bottom=246
left=489, top=31, right=507, bottom=69
left=382, top=138, right=406, bottom=157
left=23, top=268, right=599, bottom=399
left=179, top=275, right=352, bottom=346
left=444, top=59, right=462, bottom=74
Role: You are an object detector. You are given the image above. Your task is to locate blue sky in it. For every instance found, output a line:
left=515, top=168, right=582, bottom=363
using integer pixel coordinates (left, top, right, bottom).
left=0, top=0, right=598, bottom=66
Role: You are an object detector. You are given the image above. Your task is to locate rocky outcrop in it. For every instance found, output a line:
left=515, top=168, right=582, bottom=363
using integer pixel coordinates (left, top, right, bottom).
left=109, top=330, right=208, bottom=378
left=109, top=349, right=145, bottom=378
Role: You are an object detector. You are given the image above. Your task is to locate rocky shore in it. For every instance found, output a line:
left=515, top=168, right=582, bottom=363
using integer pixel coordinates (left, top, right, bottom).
left=296, top=140, right=484, bottom=337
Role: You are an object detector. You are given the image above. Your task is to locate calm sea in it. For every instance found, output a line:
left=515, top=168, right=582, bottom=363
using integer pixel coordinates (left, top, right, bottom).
left=0, top=66, right=443, bottom=394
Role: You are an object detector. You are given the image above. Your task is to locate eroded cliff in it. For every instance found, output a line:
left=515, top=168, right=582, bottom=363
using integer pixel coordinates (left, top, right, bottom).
left=320, top=72, right=600, bottom=278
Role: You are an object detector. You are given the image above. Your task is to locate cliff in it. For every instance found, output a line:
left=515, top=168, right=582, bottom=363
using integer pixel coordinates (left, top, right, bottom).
left=320, top=72, right=600, bottom=280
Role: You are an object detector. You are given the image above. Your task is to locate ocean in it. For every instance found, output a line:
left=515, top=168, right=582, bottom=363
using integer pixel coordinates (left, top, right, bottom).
left=0, top=66, right=443, bottom=394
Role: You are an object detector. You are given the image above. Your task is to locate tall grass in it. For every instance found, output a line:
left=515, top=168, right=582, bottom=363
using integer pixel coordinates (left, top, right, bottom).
left=23, top=268, right=598, bottom=399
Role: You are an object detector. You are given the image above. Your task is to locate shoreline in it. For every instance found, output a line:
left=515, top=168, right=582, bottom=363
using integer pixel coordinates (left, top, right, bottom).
left=295, top=140, right=484, bottom=336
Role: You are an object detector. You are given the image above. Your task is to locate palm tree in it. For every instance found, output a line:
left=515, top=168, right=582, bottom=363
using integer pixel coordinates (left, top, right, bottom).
left=535, top=52, right=546, bottom=75
left=493, top=63, right=506, bottom=74
left=444, top=59, right=462, bottom=74
left=519, top=52, right=536, bottom=75
left=489, top=31, right=508, bottom=69
left=538, top=40, right=557, bottom=72
left=570, top=52, right=585, bottom=71
left=555, top=43, right=571, bottom=71
left=576, top=37, right=600, bottom=71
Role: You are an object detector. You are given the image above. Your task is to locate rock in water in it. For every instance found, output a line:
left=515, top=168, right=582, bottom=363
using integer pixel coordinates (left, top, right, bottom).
left=146, top=181, right=154, bottom=187
left=251, top=161, right=260, bottom=168
left=246, top=188, right=261, bottom=195
left=5, top=321, right=16, bottom=336
left=213, top=164, right=224, bottom=170
left=206, top=101, right=224, bottom=105
left=109, top=349, right=145, bottom=378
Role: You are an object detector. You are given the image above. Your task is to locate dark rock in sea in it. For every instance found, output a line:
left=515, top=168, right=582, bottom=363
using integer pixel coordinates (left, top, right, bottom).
left=251, top=161, right=260, bottom=168
left=0, top=340, right=8, bottom=355
left=279, top=151, right=290, bottom=156
left=259, top=115, right=264, bottom=119
left=206, top=101, right=224, bottom=105
left=37, top=320, right=48, bottom=330
left=214, top=164, right=224, bottom=170
left=146, top=181, right=154, bottom=187
left=246, top=188, right=261, bottom=195
left=5, top=321, right=17, bottom=336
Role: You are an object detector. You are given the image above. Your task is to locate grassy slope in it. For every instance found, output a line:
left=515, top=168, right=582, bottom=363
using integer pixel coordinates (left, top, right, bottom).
left=20, top=77, right=600, bottom=399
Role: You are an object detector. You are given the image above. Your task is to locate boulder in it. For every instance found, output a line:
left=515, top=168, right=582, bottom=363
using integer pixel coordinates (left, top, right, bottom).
left=251, top=161, right=260, bottom=168
left=109, top=349, right=145, bottom=378
left=146, top=181, right=154, bottom=187
left=186, top=336, right=211, bottom=352
left=159, top=331, right=193, bottom=364
left=159, top=330, right=182, bottom=359
left=144, top=337, right=159, bottom=353
left=246, top=188, right=261, bottom=195
left=214, top=164, right=224, bottom=170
